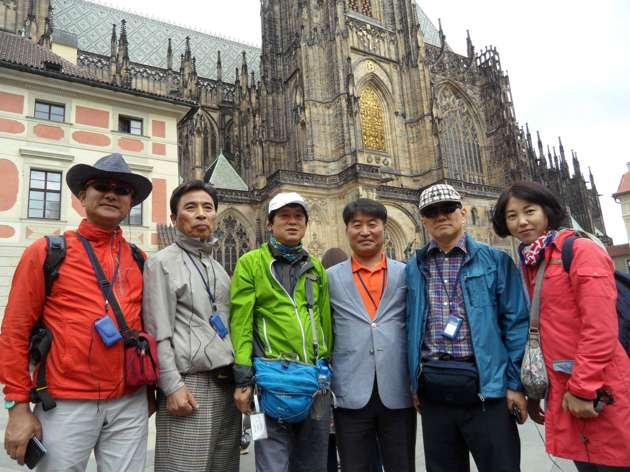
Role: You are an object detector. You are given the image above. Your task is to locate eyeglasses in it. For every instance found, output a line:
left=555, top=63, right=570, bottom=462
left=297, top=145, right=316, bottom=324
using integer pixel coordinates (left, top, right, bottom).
left=86, top=180, right=133, bottom=196
left=421, top=202, right=461, bottom=219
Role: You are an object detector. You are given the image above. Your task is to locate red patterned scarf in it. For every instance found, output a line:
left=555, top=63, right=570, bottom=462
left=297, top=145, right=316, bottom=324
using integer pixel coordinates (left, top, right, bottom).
left=520, top=231, right=556, bottom=266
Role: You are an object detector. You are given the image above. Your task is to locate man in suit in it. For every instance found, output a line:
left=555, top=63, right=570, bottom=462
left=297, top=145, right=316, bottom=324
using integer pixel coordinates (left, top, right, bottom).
left=328, top=198, right=416, bottom=472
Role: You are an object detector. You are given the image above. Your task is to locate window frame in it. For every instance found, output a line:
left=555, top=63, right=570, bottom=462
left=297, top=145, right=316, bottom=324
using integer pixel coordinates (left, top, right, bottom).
left=118, top=115, right=144, bottom=136
left=27, top=169, right=62, bottom=220
left=122, top=203, right=143, bottom=226
left=34, top=100, right=66, bottom=123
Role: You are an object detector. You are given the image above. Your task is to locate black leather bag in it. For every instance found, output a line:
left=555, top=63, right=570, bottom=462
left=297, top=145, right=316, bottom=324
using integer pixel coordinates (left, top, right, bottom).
left=419, top=360, right=480, bottom=405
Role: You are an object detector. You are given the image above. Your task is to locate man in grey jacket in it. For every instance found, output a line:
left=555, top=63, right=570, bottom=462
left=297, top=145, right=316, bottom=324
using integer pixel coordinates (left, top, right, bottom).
left=328, top=199, right=416, bottom=472
left=143, top=180, right=240, bottom=472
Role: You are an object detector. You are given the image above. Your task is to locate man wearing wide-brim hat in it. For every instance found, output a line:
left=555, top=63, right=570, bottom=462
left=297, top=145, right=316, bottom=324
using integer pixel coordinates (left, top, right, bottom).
left=0, top=153, right=153, bottom=471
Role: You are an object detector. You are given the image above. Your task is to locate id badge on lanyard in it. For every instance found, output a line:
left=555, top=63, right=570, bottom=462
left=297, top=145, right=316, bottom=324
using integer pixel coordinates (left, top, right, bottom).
left=442, top=314, right=464, bottom=340
left=251, top=394, right=268, bottom=441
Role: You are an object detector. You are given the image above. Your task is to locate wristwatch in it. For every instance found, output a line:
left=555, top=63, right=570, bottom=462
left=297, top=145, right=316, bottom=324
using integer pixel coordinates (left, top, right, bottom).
left=4, top=399, right=16, bottom=410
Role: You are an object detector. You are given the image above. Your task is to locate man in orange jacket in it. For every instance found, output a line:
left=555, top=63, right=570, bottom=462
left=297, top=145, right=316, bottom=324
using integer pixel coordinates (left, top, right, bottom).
left=0, top=153, right=152, bottom=471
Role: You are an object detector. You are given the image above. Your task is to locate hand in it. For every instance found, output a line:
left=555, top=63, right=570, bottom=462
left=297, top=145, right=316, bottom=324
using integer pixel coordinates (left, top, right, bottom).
left=527, top=398, right=545, bottom=424
left=506, top=389, right=528, bottom=424
left=4, top=403, right=42, bottom=466
left=166, top=386, right=198, bottom=417
left=411, top=393, right=421, bottom=413
left=234, top=386, right=253, bottom=415
left=562, top=391, right=598, bottom=419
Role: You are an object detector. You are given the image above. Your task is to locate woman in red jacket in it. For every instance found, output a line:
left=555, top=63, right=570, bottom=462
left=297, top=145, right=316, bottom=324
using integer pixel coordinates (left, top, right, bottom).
left=492, top=181, right=630, bottom=472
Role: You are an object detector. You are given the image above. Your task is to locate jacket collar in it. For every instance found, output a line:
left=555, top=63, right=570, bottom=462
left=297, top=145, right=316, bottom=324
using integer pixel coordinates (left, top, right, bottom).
left=77, top=218, right=122, bottom=243
left=416, top=232, right=479, bottom=263
left=175, top=229, right=217, bottom=256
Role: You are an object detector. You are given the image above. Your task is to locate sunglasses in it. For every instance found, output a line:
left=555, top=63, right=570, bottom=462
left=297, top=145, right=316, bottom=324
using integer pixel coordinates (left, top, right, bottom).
left=421, top=202, right=461, bottom=219
left=86, top=180, right=133, bottom=196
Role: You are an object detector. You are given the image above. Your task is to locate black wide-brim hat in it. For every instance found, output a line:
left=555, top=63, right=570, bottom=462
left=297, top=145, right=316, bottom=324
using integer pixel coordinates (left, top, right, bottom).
left=66, top=153, right=152, bottom=207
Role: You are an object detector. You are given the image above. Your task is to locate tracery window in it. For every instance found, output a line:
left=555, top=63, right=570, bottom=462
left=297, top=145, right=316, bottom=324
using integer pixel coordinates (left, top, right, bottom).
left=348, top=0, right=372, bottom=17
left=359, top=86, right=386, bottom=152
left=385, top=238, right=397, bottom=260
left=437, top=87, right=484, bottom=184
left=213, top=215, right=250, bottom=275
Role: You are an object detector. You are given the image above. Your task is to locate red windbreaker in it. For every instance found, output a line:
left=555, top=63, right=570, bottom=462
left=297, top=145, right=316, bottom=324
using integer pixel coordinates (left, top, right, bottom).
left=523, top=230, right=630, bottom=467
left=0, top=220, right=143, bottom=402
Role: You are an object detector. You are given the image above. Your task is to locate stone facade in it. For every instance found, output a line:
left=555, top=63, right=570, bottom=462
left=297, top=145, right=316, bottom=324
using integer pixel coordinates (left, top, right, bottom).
left=0, top=0, right=609, bottom=276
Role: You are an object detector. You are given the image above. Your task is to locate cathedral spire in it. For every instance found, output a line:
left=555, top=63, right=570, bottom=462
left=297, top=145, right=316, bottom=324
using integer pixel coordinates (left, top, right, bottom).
left=240, top=51, right=248, bottom=91
left=110, top=24, right=117, bottom=59
left=537, top=131, right=546, bottom=167
left=216, top=51, right=222, bottom=82
left=166, top=38, right=172, bottom=70
left=572, top=150, right=582, bottom=178
left=466, top=30, right=475, bottom=61
left=39, top=3, right=53, bottom=49
left=525, top=123, right=533, bottom=151
left=184, top=36, right=192, bottom=62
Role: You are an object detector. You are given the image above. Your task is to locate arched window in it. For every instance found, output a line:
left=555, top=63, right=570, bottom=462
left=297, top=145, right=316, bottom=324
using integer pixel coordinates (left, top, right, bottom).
left=359, top=86, right=386, bottom=152
left=203, top=125, right=217, bottom=170
left=385, top=238, right=397, bottom=260
left=348, top=0, right=372, bottom=17
left=470, top=207, right=478, bottom=226
left=213, top=214, right=251, bottom=275
left=437, top=87, right=484, bottom=184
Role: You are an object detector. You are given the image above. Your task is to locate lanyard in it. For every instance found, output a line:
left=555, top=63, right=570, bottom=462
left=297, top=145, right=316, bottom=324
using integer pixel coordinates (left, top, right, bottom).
left=178, top=244, right=217, bottom=311
left=433, top=253, right=462, bottom=313
left=79, top=234, right=121, bottom=314
left=356, top=268, right=387, bottom=310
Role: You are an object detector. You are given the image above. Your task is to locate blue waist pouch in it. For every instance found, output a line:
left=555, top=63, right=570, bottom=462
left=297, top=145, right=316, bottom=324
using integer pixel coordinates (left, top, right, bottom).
left=254, top=357, right=330, bottom=423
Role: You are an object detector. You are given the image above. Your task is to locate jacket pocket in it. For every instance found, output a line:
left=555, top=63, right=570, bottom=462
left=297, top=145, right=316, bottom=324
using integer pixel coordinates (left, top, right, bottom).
left=465, top=270, right=496, bottom=307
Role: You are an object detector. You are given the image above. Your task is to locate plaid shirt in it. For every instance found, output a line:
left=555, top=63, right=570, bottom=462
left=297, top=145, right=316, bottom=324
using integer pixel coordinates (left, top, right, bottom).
left=421, top=236, right=475, bottom=360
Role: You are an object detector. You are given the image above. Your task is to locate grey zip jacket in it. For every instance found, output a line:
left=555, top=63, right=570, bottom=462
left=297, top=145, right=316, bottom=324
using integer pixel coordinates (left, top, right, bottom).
left=142, top=230, right=234, bottom=396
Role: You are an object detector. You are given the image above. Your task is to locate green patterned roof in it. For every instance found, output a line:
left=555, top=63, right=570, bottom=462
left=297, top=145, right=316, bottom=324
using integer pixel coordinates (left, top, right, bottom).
left=415, top=4, right=443, bottom=47
left=207, top=152, right=248, bottom=191
left=51, top=0, right=261, bottom=80
left=50, top=0, right=442, bottom=79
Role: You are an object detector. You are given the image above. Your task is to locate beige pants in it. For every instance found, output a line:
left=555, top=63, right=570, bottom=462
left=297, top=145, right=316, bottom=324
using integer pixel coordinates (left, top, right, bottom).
left=34, top=387, right=148, bottom=472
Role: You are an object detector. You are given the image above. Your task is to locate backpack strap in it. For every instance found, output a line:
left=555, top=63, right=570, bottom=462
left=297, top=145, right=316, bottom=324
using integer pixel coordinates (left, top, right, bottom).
left=128, top=243, right=145, bottom=272
left=305, top=273, right=320, bottom=360
left=30, top=235, right=66, bottom=411
left=561, top=235, right=579, bottom=273
left=44, top=235, right=66, bottom=296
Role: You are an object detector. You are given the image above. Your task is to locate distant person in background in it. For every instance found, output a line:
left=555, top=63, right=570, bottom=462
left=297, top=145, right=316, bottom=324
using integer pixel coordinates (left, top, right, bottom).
left=492, top=181, right=630, bottom=472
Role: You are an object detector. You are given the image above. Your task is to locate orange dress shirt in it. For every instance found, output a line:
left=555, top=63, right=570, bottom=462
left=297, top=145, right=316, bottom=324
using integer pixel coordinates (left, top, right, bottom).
left=351, top=254, right=387, bottom=320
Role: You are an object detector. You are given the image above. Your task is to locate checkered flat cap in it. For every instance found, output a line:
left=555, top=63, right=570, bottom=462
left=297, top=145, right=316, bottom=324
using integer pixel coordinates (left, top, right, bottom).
left=418, top=184, right=462, bottom=210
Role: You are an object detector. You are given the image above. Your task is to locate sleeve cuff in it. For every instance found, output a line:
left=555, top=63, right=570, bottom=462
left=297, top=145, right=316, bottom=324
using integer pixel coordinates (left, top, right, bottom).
left=233, top=364, right=254, bottom=387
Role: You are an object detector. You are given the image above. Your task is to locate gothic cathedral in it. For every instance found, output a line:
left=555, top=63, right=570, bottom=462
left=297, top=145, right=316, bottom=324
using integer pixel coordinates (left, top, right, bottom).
left=0, top=0, right=608, bottom=273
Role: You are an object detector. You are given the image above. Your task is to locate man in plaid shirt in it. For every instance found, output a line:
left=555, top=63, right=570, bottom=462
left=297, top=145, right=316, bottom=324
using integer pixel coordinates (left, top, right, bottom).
left=406, top=184, right=529, bottom=472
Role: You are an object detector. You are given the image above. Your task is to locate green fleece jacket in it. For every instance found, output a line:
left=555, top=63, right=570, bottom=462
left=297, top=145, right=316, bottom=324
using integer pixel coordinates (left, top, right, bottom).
left=229, top=243, right=332, bottom=386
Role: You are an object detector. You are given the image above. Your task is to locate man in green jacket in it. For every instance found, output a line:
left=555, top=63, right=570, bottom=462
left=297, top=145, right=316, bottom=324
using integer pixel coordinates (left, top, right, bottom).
left=230, top=192, right=332, bottom=472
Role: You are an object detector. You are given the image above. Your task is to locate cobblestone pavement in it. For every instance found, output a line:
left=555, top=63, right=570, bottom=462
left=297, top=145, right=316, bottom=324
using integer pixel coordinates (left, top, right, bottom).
left=0, top=406, right=577, bottom=472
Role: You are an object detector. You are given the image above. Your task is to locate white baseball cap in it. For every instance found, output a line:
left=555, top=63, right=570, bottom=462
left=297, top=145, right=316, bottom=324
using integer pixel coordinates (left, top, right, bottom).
left=268, top=192, right=309, bottom=215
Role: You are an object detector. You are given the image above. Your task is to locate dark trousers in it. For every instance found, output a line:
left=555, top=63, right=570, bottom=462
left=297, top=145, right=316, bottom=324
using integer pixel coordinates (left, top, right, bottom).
left=334, top=383, right=416, bottom=472
left=574, top=462, right=630, bottom=472
left=254, top=410, right=330, bottom=472
left=420, top=397, right=520, bottom=472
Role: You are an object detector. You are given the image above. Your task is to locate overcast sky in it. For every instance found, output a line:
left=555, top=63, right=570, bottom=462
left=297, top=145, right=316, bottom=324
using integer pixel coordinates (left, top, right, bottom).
left=99, top=0, right=629, bottom=243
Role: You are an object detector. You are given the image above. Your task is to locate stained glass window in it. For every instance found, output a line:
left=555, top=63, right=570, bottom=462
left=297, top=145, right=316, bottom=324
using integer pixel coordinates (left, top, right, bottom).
left=359, top=86, right=386, bottom=152
left=348, top=0, right=372, bottom=17
left=436, top=87, right=484, bottom=184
